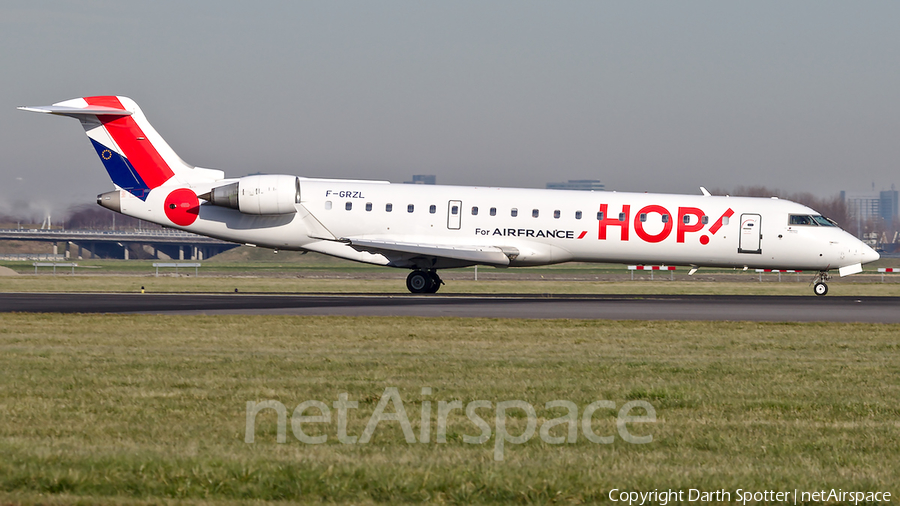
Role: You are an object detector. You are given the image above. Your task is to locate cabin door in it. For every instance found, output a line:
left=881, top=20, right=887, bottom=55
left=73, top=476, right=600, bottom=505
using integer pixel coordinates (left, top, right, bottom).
left=447, top=201, right=462, bottom=230
left=738, top=213, right=762, bottom=254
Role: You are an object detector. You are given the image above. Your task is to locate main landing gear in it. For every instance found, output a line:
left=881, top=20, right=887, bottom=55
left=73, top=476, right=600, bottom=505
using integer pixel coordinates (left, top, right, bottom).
left=812, top=271, right=830, bottom=296
left=406, top=270, right=443, bottom=294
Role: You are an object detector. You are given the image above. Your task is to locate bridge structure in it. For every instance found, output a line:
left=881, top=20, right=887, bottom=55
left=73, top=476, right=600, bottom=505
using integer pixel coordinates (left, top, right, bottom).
left=0, top=229, right=240, bottom=260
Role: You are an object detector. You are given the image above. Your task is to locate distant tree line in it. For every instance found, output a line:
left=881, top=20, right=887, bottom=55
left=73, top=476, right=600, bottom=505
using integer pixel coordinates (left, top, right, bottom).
left=711, top=185, right=848, bottom=225
left=63, top=204, right=160, bottom=230
left=0, top=204, right=160, bottom=230
left=710, top=186, right=900, bottom=241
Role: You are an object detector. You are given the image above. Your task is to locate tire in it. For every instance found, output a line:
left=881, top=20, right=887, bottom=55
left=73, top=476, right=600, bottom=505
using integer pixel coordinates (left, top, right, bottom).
left=813, top=282, right=828, bottom=296
left=406, top=270, right=430, bottom=293
left=426, top=271, right=442, bottom=293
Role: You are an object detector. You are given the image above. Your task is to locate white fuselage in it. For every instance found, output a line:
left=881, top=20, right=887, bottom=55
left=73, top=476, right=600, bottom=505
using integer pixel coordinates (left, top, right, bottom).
left=118, top=178, right=878, bottom=273
left=22, top=95, right=879, bottom=291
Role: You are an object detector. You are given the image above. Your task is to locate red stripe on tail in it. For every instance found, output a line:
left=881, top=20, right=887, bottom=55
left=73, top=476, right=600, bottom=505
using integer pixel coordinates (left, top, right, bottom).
left=84, top=96, right=175, bottom=189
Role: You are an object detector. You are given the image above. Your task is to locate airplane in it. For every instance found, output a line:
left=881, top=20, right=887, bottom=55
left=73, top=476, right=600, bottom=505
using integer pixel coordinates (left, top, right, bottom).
left=20, top=96, right=880, bottom=295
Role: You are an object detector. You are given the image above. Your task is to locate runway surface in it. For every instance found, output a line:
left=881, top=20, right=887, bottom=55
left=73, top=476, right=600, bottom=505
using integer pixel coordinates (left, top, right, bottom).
left=2, top=292, right=900, bottom=322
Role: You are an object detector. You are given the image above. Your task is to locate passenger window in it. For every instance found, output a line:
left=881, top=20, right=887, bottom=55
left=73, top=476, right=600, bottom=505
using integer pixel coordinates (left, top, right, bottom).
left=386, top=203, right=393, bottom=212
left=597, top=211, right=604, bottom=220
left=701, top=216, right=708, bottom=224
left=365, top=202, right=372, bottom=212
left=325, top=201, right=332, bottom=210
left=429, top=205, right=436, bottom=214
left=661, top=214, right=669, bottom=223
left=472, top=206, right=479, bottom=215
left=640, top=213, right=647, bottom=222
left=553, top=210, right=560, bottom=219
left=683, top=215, right=691, bottom=224
left=618, top=213, right=626, bottom=222
left=722, top=216, right=729, bottom=226
left=575, top=211, right=582, bottom=220
left=490, top=207, right=497, bottom=216
left=408, top=204, right=415, bottom=213
left=532, top=209, right=539, bottom=218
left=345, top=202, right=352, bottom=211
left=511, top=208, right=518, bottom=217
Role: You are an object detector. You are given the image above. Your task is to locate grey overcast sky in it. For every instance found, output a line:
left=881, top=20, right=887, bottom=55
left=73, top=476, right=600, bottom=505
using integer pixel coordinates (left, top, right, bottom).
left=2, top=1, right=899, bottom=217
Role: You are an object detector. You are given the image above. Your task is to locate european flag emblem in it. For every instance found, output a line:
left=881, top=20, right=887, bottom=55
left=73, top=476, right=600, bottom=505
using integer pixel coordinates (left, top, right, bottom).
left=90, top=139, right=150, bottom=200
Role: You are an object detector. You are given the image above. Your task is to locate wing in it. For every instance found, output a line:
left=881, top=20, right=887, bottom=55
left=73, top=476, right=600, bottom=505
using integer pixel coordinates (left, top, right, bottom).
left=344, top=237, right=518, bottom=268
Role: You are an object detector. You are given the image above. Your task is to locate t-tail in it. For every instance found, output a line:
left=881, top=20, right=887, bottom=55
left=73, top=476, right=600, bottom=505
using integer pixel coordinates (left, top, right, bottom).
left=19, top=96, right=223, bottom=200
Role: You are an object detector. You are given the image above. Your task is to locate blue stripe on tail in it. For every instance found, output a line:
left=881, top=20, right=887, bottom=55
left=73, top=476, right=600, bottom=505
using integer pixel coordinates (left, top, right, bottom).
left=89, top=138, right=151, bottom=200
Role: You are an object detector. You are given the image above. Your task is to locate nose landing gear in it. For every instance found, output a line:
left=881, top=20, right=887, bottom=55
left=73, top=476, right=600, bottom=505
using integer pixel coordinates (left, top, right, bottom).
left=406, top=270, right=443, bottom=294
left=811, top=271, right=830, bottom=296
left=813, top=282, right=828, bottom=296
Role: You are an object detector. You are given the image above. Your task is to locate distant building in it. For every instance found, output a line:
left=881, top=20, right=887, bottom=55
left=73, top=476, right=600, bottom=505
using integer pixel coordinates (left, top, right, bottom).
left=404, top=175, right=436, bottom=185
left=546, top=179, right=605, bottom=191
left=841, top=187, right=898, bottom=230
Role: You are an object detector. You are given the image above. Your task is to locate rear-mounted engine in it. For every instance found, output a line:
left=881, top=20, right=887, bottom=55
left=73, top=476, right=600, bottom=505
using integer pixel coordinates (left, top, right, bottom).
left=199, top=174, right=300, bottom=215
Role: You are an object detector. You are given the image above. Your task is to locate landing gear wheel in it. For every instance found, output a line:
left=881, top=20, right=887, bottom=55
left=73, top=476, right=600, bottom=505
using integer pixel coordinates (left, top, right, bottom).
left=426, top=271, right=443, bottom=293
left=406, top=270, right=431, bottom=293
left=810, top=270, right=830, bottom=296
left=813, top=282, right=828, bottom=296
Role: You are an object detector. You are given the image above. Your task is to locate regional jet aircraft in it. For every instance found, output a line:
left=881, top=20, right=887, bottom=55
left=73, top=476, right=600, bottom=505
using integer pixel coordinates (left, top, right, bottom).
left=20, top=96, right=879, bottom=294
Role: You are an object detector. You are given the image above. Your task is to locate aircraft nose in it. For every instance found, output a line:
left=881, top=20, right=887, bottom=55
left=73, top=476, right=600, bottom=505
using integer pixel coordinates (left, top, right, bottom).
left=860, top=242, right=880, bottom=264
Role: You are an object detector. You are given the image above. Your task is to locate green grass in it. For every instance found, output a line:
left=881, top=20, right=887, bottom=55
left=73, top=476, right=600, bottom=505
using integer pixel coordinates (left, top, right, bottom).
left=2, top=246, right=898, bottom=276
left=3, top=274, right=900, bottom=296
left=3, top=250, right=899, bottom=296
left=1, top=315, right=898, bottom=504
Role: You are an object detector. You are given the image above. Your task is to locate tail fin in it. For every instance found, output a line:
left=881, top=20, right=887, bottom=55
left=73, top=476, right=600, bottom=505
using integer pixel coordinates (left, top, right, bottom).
left=19, top=96, right=224, bottom=200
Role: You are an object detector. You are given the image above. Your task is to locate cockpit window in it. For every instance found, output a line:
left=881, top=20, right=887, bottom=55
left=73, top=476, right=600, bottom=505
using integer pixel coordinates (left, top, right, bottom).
left=789, top=214, right=837, bottom=227
left=811, top=215, right=836, bottom=227
left=789, top=215, right=813, bottom=225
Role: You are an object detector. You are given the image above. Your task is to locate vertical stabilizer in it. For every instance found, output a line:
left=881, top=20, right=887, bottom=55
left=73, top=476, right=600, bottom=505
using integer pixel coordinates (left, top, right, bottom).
left=19, top=96, right=224, bottom=200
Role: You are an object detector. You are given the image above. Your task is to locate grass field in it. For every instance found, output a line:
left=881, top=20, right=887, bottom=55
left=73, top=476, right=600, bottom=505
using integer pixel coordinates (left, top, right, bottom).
left=4, top=274, right=900, bottom=297
left=3, top=250, right=900, bottom=296
left=1, top=314, right=898, bottom=504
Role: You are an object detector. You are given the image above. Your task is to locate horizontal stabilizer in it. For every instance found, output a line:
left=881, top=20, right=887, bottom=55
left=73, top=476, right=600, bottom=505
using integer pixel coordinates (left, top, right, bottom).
left=346, top=238, right=512, bottom=266
left=18, top=105, right=133, bottom=117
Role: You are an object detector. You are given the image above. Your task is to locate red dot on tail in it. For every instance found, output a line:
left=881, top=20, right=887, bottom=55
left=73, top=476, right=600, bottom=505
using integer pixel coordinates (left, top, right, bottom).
left=700, top=235, right=710, bottom=245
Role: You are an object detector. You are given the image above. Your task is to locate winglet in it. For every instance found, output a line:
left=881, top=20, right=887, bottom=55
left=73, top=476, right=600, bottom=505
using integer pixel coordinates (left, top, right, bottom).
left=700, top=186, right=711, bottom=197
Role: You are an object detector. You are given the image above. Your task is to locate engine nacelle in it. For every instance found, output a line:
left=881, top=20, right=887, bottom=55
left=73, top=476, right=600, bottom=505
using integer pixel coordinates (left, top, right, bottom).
left=203, top=174, right=300, bottom=215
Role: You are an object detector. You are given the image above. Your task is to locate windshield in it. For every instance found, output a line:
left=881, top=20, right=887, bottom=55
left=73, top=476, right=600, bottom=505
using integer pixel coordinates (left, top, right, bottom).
left=789, top=214, right=837, bottom=227
left=811, top=215, right=836, bottom=227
